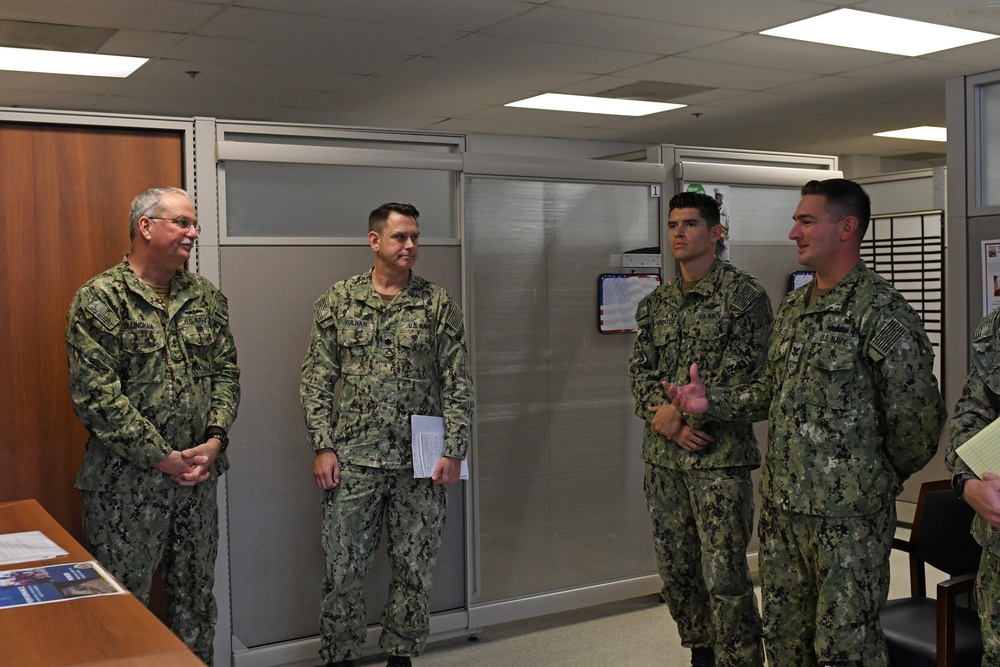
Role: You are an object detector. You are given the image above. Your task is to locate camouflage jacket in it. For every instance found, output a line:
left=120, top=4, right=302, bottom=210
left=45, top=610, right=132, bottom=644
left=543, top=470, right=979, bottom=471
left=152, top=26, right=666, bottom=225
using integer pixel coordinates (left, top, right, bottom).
left=66, top=256, right=241, bottom=492
left=947, top=309, right=1000, bottom=555
left=300, top=271, right=474, bottom=468
left=709, top=262, right=945, bottom=517
left=628, top=259, right=772, bottom=469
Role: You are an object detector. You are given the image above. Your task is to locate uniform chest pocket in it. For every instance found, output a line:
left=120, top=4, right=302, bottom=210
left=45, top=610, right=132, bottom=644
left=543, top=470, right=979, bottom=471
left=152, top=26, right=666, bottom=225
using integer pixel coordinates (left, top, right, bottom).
left=120, top=328, right=165, bottom=383
left=398, top=328, right=432, bottom=351
left=691, top=315, right=730, bottom=343
left=396, top=327, right=435, bottom=379
left=341, top=326, right=375, bottom=347
left=338, top=325, right=375, bottom=375
left=179, top=317, right=215, bottom=348
left=804, top=341, right=859, bottom=409
left=179, top=318, right=218, bottom=377
left=652, top=317, right=678, bottom=347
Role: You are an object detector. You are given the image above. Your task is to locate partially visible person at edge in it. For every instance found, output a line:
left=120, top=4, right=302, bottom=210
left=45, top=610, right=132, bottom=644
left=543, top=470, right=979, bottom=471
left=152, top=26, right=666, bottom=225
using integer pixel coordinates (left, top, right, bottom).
left=628, top=191, right=771, bottom=667
left=66, top=187, right=240, bottom=663
left=667, top=178, right=945, bottom=666
left=947, top=308, right=1000, bottom=665
left=300, top=202, right=474, bottom=667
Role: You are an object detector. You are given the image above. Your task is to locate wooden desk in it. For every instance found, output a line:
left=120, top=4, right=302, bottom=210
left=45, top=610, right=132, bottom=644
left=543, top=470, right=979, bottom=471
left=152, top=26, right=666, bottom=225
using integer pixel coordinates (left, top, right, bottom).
left=0, top=499, right=203, bottom=666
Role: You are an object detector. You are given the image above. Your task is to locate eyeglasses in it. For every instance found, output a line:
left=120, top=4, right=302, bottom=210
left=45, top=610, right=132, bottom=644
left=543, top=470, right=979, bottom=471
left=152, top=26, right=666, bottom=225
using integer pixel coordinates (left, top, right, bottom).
left=149, top=216, right=200, bottom=232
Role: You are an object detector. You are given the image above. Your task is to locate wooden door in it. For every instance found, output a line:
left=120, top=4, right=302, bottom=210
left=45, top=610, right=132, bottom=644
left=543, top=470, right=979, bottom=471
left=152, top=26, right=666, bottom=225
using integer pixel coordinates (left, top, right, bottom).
left=0, top=122, right=183, bottom=540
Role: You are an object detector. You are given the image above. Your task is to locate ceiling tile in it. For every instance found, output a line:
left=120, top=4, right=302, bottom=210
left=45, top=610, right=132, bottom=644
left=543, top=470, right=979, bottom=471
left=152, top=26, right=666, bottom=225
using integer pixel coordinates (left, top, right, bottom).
left=617, top=55, right=817, bottom=89
left=235, top=0, right=535, bottom=32
left=423, top=33, right=663, bottom=75
left=195, top=6, right=464, bottom=55
left=482, top=5, right=738, bottom=55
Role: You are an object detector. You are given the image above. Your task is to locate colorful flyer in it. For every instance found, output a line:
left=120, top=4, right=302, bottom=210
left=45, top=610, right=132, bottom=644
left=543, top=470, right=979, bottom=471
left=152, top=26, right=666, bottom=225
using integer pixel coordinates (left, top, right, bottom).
left=0, top=561, right=126, bottom=609
left=983, top=240, right=1000, bottom=316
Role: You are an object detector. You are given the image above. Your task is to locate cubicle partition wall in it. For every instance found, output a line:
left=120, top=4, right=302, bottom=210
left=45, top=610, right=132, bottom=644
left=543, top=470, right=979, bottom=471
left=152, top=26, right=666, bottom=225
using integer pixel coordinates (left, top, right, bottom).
left=464, top=176, right=663, bottom=623
left=215, top=127, right=672, bottom=664
left=215, top=126, right=470, bottom=665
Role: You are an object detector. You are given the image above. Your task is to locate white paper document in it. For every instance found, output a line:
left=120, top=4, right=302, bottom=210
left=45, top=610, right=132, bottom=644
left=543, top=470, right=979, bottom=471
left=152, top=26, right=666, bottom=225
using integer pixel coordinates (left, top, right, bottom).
left=411, top=415, right=469, bottom=480
left=0, top=530, right=69, bottom=566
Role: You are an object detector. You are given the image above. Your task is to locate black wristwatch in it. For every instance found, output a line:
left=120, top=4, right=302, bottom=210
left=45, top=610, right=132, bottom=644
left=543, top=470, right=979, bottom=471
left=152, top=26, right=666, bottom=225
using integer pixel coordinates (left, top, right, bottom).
left=954, top=473, right=976, bottom=500
left=206, top=431, right=230, bottom=452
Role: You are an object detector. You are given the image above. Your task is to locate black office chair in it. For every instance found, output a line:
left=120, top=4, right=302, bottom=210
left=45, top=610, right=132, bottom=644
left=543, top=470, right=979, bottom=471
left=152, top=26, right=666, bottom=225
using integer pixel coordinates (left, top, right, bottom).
left=880, top=479, right=984, bottom=667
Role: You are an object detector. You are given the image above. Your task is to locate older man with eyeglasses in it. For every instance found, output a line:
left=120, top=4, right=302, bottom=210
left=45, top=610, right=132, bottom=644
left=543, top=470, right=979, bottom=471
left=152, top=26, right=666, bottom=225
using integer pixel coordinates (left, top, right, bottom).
left=66, top=186, right=240, bottom=664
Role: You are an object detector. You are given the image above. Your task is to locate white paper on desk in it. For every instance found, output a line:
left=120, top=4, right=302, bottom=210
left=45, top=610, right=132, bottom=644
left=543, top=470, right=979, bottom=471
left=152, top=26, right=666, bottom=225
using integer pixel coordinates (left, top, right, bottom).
left=411, top=415, right=468, bottom=480
left=0, top=530, right=69, bottom=566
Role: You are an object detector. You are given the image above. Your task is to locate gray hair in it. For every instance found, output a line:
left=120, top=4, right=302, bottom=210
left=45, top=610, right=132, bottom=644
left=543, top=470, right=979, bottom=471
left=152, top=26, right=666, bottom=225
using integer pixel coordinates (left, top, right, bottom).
left=129, top=187, right=192, bottom=241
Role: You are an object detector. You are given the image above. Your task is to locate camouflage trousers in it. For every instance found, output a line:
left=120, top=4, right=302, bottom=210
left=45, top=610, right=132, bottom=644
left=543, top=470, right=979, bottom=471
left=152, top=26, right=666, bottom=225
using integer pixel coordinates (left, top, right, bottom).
left=643, top=463, right=764, bottom=667
left=758, top=501, right=893, bottom=667
left=320, top=463, right=448, bottom=664
left=977, top=548, right=1000, bottom=665
left=80, top=481, right=219, bottom=665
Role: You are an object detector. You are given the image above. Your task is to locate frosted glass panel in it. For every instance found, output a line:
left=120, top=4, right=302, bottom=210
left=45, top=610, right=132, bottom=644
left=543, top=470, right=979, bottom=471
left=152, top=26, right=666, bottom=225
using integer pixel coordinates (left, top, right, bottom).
left=466, top=177, right=659, bottom=604
left=981, top=81, right=1000, bottom=207
left=223, top=161, right=456, bottom=238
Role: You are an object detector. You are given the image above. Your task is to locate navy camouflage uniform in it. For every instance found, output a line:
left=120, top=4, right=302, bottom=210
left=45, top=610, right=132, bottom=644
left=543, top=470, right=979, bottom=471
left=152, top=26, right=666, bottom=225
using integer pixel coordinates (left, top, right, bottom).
left=66, top=256, right=240, bottom=663
left=300, top=270, right=474, bottom=664
left=706, top=261, right=945, bottom=667
left=629, top=258, right=771, bottom=667
left=947, top=308, right=1000, bottom=665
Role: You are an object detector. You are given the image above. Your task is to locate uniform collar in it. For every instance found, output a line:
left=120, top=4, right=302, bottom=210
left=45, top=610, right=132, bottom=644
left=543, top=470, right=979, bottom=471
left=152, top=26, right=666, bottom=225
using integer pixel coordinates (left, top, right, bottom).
left=671, top=257, right=724, bottom=298
left=358, top=269, right=421, bottom=307
left=802, top=260, right=867, bottom=312
left=120, top=254, right=193, bottom=312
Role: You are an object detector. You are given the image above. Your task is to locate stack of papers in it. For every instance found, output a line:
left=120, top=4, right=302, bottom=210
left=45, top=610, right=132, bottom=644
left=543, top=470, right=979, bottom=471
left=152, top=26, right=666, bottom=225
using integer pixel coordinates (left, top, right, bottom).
left=411, top=415, right=469, bottom=480
left=0, top=531, right=68, bottom=566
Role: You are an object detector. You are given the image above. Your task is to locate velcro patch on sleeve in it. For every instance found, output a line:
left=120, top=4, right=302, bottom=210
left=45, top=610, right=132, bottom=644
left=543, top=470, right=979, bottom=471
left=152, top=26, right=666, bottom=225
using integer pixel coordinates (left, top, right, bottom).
left=86, top=300, right=119, bottom=332
left=974, top=310, right=1000, bottom=342
left=445, top=303, right=465, bottom=334
left=869, top=317, right=906, bottom=359
left=731, top=282, right=763, bottom=315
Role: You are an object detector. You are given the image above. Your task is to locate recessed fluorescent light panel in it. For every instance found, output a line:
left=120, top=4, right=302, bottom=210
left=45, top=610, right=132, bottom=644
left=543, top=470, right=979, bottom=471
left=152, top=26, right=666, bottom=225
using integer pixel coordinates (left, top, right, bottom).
left=506, top=93, right=685, bottom=116
left=761, top=8, right=997, bottom=56
left=0, top=46, right=147, bottom=77
left=874, top=126, right=947, bottom=142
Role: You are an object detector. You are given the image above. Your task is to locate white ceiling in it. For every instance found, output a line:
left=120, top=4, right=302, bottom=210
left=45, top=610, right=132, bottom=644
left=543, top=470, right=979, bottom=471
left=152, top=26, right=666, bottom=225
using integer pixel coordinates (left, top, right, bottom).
left=3, top=0, right=1000, bottom=163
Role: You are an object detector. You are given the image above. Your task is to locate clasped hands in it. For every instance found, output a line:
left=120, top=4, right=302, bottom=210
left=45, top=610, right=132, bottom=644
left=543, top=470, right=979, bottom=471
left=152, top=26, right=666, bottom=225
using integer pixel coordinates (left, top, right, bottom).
left=156, top=438, right=222, bottom=487
left=648, top=364, right=711, bottom=453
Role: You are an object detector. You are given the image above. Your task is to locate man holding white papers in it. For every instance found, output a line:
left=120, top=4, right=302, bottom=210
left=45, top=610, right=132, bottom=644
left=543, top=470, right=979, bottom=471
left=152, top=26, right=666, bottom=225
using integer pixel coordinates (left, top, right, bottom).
left=947, top=308, right=1000, bottom=664
left=300, top=202, right=474, bottom=667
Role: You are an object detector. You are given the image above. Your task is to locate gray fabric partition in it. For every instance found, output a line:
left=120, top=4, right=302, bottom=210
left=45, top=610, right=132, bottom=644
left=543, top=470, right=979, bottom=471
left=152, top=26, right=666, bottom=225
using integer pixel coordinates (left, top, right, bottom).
left=223, top=246, right=466, bottom=648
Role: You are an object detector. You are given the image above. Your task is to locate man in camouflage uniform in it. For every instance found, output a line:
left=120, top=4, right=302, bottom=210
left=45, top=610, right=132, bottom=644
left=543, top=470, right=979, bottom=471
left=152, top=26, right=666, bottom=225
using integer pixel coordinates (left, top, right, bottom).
left=669, top=179, right=945, bottom=666
left=628, top=191, right=771, bottom=667
left=947, top=309, right=1000, bottom=664
left=66, top=187, right=240, bottom=664
left=300, top=202, right=474, bottom=667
